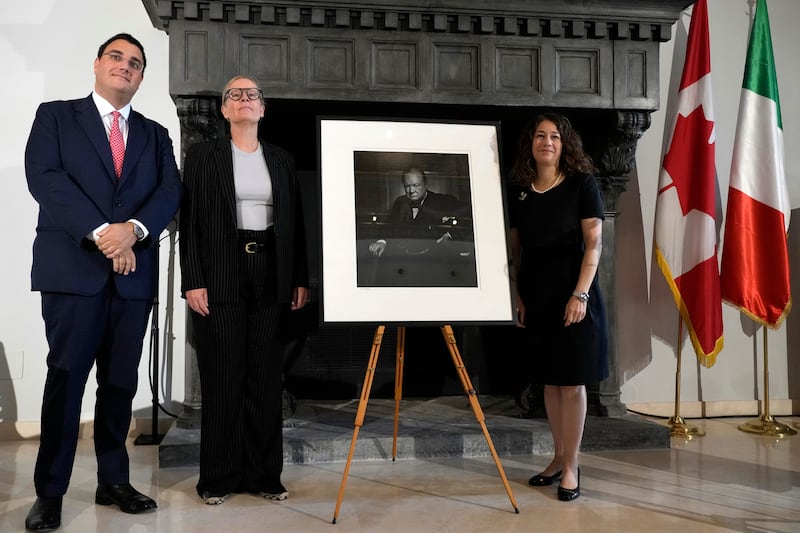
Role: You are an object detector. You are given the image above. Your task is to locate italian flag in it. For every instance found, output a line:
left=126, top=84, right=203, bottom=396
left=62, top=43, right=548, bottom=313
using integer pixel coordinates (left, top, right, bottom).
left=720, top=0, right=791, bottom=327
left=654, top=0, right=723, bottom=367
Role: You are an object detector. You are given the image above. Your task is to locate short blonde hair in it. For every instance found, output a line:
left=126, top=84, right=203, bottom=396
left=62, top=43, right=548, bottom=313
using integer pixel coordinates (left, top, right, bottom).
left=222, top=75, right=262, bottom=101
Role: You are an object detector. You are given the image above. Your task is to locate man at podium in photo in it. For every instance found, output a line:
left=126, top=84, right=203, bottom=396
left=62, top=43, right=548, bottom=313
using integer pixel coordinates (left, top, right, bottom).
left=363, top=168, right=476, bottom=287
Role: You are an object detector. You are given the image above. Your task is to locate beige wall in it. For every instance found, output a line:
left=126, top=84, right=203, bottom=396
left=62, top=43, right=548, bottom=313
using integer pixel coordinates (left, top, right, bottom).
left=621, top=0, right=800, bottom=416
left=0, top=0, right=185, bottom=429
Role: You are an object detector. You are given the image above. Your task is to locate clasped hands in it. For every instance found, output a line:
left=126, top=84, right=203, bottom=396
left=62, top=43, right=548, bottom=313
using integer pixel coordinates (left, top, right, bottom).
left=96, top=222, right=138, bottom=275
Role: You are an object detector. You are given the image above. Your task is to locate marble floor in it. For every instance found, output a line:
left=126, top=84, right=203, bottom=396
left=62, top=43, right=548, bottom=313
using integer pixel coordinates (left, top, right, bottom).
left=1, top=415, right=799, bottom=533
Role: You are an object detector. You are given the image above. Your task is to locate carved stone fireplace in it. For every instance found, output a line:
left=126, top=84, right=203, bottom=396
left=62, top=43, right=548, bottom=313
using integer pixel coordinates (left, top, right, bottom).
left=142, top=0, right=692, bottom=420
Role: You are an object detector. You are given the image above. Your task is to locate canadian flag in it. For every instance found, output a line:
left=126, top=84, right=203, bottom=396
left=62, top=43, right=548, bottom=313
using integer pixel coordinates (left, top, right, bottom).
left=654, top=0, right=723, bottom=367
left=720, top=0, right=791, bottom=327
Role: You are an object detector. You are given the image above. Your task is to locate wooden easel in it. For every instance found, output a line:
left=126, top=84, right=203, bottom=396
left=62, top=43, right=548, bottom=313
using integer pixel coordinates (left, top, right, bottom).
left=331, top=325, right=519, bottom=524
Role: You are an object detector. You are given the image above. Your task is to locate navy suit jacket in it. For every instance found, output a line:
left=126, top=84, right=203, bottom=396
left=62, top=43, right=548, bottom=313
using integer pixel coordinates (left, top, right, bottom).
left=179, top=137, right=309, bottom=305
left=25, top=95, right=183, bottom=299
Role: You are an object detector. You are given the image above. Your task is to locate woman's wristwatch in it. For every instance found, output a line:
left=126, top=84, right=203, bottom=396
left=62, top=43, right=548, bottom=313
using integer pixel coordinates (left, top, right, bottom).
left=572, top=290, right=589, bottom=303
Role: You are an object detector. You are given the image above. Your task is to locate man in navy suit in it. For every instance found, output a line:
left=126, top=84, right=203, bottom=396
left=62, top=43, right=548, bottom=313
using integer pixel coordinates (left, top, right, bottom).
left=23, top=33, right=182, bottom=531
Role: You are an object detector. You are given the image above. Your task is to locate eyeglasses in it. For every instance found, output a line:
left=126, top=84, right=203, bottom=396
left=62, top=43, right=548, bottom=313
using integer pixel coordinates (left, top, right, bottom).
left=103, top=52, right=144, bottom=72
left=224, top=88, right=263, bottom=102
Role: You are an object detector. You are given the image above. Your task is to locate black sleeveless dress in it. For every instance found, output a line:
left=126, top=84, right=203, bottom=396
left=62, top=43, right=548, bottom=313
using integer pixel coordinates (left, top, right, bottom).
left=508, top=173, right=609, bottom=386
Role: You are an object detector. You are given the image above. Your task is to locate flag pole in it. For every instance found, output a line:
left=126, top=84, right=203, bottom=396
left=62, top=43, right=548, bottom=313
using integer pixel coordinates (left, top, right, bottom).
left=667, top=316, right=705, bottom=438
left=738, top=327, right=796, bottom=437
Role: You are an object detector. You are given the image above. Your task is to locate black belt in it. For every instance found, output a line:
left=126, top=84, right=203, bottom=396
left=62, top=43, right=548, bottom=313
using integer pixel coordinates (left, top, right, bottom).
left=243, top=241, right=266, bottom=254
left=238, top=228, right=274, bottom=254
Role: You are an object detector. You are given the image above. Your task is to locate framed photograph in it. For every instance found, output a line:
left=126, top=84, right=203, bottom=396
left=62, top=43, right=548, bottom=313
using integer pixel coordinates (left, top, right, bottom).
left=318, top=118, right=513, bottom=325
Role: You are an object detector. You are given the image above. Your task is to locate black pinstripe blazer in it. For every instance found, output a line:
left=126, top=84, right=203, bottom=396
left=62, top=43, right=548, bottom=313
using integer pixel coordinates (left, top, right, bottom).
left=179, top=136, right=309, bottom=304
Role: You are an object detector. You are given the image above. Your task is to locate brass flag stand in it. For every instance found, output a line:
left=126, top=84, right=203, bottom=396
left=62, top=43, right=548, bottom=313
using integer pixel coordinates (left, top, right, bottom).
left=667, top=319, right=705, bottom=439
left=331, top=325, right=519, bottom=524
left=738, top=328, right=796, bottom=437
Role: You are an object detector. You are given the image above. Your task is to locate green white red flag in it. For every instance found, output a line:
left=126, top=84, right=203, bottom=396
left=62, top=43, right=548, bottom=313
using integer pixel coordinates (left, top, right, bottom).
left=720, top=0, right=791, bottom=328
left=654, top=0, right=723, bottom=368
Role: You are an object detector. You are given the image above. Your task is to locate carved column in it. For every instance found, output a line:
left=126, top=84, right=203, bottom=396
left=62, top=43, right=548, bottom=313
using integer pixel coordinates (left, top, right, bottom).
left=175, top=97, right=219, bottom=429
left=589, top=110, right=651, bottom=416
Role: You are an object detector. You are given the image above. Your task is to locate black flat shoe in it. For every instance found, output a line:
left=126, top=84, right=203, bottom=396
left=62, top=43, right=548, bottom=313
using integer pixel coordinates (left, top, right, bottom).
left=558, top=468, right=581, bottom=501
left=25, top=496, right=62, bottom=532
left=528, top=470, right=562, bottom=487
left=95, top=483, right=157, bottom=514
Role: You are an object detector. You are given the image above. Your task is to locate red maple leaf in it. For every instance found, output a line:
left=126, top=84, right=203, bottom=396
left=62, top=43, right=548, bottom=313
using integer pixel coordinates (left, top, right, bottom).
left=661, top=106, right=716, bottom=217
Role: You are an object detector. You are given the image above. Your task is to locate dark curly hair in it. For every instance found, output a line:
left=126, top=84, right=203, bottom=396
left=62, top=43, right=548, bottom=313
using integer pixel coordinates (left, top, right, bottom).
left=510, top=112, right=595, bottom=188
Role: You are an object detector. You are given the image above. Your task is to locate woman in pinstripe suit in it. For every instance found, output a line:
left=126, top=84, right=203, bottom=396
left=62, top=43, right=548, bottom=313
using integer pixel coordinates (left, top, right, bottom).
left=179, top=75, right=309, bottom=505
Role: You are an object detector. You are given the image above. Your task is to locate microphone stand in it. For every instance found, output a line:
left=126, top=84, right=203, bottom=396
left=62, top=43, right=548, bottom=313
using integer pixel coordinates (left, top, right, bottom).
left=135, top=229, right=167, bottom=445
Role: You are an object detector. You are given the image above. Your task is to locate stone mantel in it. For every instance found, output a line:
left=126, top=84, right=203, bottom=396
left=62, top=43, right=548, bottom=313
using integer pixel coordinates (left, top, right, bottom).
left=143, top=1, right=691, bottom=35
left=142, top=0, right=693, bottom=417
left=144, top=0, right=692, bottom=33
left=143, top=0, right=692, bottom=110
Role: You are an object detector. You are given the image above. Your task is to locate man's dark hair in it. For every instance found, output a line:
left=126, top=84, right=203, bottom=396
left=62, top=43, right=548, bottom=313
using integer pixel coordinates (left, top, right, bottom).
left=97, top=33, right=147, bottom=72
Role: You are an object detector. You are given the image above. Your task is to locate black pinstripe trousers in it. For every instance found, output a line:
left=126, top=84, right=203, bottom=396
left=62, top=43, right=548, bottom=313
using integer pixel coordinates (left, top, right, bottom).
left=192, top=229, right=284, bottom=497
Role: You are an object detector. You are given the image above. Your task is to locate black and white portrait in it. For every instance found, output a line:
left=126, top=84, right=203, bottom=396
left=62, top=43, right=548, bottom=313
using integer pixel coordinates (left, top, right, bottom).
left=354, top=151, right=477, bottom=287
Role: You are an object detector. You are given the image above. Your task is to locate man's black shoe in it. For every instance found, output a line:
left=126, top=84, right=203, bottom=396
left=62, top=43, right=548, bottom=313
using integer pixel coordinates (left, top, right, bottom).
left=95, top=483, right=157, bottom=514
left=25, top=496, right=62, bottom=532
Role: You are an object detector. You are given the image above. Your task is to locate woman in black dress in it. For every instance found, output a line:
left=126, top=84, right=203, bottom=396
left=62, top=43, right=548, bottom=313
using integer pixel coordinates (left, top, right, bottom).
left=509, top=112, right=608, bottom=502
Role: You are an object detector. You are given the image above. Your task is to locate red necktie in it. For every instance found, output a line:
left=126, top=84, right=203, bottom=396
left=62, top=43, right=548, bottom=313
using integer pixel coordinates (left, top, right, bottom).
left=109, top=111, right=125, bottom=178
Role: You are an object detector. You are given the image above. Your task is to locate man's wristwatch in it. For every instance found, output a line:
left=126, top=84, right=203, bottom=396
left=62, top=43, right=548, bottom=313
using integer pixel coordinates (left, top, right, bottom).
left=572, top=290, right=589, bottom=303
left=131, top=222, right=145, bottom=241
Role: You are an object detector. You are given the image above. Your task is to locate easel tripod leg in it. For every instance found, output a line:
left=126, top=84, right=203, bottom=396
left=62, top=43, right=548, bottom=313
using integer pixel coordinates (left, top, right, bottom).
left=440, top=326, right=520, bottom=513
left=332, top=325, right=385, bottom=524
left=392, top=326, right=406, bottom=460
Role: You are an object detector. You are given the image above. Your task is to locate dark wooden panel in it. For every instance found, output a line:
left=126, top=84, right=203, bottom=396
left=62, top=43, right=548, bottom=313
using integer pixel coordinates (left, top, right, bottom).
left=625, top=51, right=646, bottom=98
left=495, top=44, right=541, bottom=94
left=613, top=40, right=659, bottom=109
left=370, top=41, right=418, bottom=89
left=239, top=34, right=290, bottom=85
left=169, top=21, right=225, bottom=94
left=306, top=38, right=355, bottom=87
left=556, top=49, right=599, bottom=94
left=432, top=41, right=480, bottom=92
left=552, top=42, right=613, bottom=107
